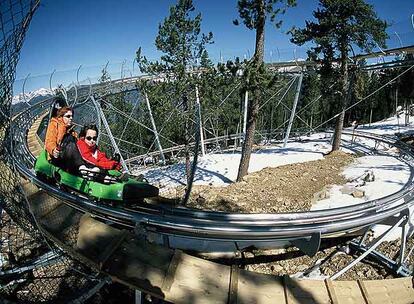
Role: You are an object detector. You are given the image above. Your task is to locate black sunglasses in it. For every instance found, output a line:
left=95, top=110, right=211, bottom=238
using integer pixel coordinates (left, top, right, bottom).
left=85, top=136, right=97, bottom=141
left=63, top=114, right=73, bottom=118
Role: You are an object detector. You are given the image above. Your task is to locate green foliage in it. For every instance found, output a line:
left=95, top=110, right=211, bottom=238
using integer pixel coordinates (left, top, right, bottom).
left=99, top=65, right=111, bottom=83
left=136, top=0, right=213, bottom=79
left=99, top=0, right=410, bottom=168
left=290, top=0, right=388, bottom=151
left=290, top=0, right=388, bottom=77
left=291, top=0, right=387, bottom=53
left=233, top=0, right=296, bottom=180
left=135, top=0, right=214, bottom=167
left=234, top=0, right=296, bottom=29
left=200, top=50, right=213, bottom=69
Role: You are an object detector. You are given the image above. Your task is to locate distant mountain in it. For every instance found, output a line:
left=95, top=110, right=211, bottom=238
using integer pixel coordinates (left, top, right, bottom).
left=11, top=88, right=54, bottom=115
left=12, top=88, right=54, bottom=105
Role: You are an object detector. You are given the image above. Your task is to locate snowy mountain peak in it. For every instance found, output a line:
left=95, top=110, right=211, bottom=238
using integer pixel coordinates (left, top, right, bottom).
left=12, top=88, right=54, bottom=104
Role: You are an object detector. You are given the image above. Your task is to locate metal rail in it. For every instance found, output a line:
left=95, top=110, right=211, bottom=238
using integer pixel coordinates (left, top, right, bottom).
left=10, top=100, right=414, bottom=248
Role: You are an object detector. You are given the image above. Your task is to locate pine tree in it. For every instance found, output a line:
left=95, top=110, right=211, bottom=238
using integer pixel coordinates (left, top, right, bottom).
left=234, top=0, right=296, bottom=181
left=99, top=65, right=111, bottom=83
left=136, top=0, right=213, bottom=180
left=290, top=0, right=387, bottom=151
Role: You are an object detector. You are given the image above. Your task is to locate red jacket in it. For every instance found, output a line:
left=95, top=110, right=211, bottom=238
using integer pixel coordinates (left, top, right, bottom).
left=77, top=138, right=120, bottom=170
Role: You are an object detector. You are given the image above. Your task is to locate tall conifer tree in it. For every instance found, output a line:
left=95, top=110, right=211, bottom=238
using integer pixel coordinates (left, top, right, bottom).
left=234, top=0, right=296, bottom=181
left=290, top=0, right=387, bottom=151
left=136, top=0, right=213, bottom=179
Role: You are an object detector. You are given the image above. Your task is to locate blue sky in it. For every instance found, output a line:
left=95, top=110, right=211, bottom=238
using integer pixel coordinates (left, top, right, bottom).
left=14, top=0, right=414, bottom=93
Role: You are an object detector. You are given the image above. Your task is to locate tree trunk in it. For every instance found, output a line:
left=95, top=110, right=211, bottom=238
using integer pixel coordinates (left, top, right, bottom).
left=331, top=49, right=349, bottom=152
left=236, top=0, right=265, bottom=182
left=332, top=109, right=345, bottom=151
left=183, top=94, right=191, bottom=183
left=237, top=89, right=260, bottom=181
left=369, top=107, right=373, bottom=127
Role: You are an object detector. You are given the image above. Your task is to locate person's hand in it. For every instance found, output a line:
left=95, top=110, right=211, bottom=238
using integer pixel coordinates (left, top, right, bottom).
left=52, top=148, right=60, bottom=158
left=111, top=161, right=121, bottom=170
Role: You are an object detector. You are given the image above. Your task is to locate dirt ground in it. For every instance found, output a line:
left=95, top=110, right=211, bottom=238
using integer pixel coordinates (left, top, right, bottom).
left=241, top=237, right=414, bottom=281
left=183, top=150, right=355, bottom=213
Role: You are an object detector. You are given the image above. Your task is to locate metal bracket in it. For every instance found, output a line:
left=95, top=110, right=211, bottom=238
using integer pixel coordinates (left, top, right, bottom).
left=291, top=232, right=321, bottom=257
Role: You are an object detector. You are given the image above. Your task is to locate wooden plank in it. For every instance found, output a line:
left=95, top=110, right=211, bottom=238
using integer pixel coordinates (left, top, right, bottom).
left=102, top=234, right=174, bottom=298
left=76, top=214, right=128, bottom=267
left=325, top=279, right=339, bottom=304
left=357, top=280, right=373, bottom=304
left=20, top=165, right=414, bottom=304
left=236, top=270, right=285, bottom=304
left=28, top=191, right=62, bottom=219
left=21, top=180, right=42, bottom=197
left=165, top=253, right=230, bottom=304
left=331, top=280, right=366, bottom=304
left=228, top=265, right=239, bottom=304
left=361, top=277, right=414, bottom=304
left=161, top=250, right=183, bottom=292
left=285, top=276, right=330, bottom=304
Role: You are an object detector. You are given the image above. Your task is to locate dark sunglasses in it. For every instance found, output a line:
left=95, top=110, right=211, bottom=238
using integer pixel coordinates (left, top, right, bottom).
left=63, top=114, right=73, bottom=118
left=85, top=136, right=97, bottom=141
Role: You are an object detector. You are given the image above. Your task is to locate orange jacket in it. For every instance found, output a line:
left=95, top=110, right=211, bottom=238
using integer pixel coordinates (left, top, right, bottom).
left=44, top=117, right=77, bottom=158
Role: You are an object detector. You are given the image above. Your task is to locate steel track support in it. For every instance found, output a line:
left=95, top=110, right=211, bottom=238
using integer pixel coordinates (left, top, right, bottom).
left=331, top=214, right=408, bottom=280
left=291, top=232, right=321, bottom=257
left=0, top=250, right=61, bottom=277
left=91, top=96, right=129, bottom=172
left=144, top=92, right=166, bottom=165
left=195, top=86, right=205, bottom=157
left=69, top=277, right=110, bottom=304
left=242, top=90, right=248, bottom=142
left=135, top=290, right=143, bottom=304
left=283, top=73, right=303, bottom=147
left=351, top=209, right=414, bottom=277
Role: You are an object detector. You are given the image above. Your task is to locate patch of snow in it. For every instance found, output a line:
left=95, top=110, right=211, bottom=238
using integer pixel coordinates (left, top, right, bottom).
left=143, top=140, right=330, bottom=188
left=312, top=156, right=411, bottom=211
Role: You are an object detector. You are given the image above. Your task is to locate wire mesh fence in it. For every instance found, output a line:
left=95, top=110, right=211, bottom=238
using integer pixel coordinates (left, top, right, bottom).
left=0, top=1, right=111, bottom=303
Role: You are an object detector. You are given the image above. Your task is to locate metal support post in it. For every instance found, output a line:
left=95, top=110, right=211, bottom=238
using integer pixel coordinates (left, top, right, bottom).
left=118, top=98, right=139, bottom=146
left=0, top=251, right=61, bottom=276
left=397, top=218, right=408, bottom=265
left=195, top=86, right=205, bottom=156
left=283, top=73, right=303, bottom=147
left=242, top=90, right=248, bottom=141
left=331, top=215, right=407, bottom=280
left=135, top=290, right=142, bottom=303
left=411, top=13, right=414, bottom=30
left=144, top=92, right=166, bottom=165
left=91, top=96, right=129, bottom=172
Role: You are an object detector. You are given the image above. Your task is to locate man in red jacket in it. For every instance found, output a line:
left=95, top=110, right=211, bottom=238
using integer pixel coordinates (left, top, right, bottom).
left=77, top=124, right=121, bottom=171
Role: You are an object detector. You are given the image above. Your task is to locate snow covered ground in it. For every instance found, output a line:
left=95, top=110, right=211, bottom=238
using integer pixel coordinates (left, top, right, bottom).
left=144, top=111, right=412, bottom=191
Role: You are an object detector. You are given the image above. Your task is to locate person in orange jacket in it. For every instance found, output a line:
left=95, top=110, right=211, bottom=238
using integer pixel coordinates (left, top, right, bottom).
left=44, top=106, right=77, bottom=161
left=77, top=124, right=120, bottom=171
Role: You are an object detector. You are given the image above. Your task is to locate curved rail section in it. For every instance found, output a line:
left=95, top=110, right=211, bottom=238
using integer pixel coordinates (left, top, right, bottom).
left=8, top=98, right=414, bottom=303
left=10, top=99, right=414, bottom=252
left=19, top=182, right=414, bottom=303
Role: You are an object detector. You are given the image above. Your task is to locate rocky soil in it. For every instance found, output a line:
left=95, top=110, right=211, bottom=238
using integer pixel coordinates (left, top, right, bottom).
left=242, top=237, right=414, bottom=281
left=181, top=150, right=355, bottom=213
